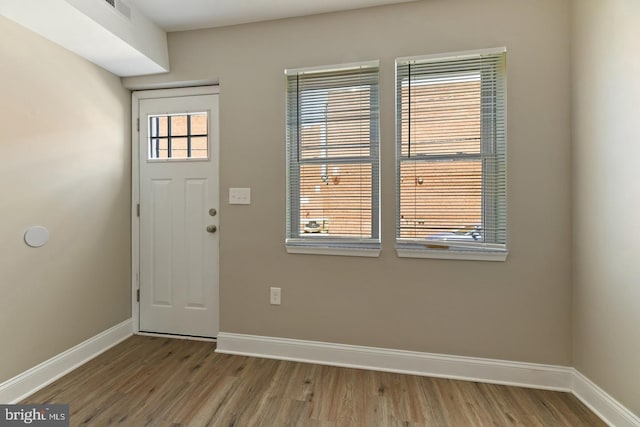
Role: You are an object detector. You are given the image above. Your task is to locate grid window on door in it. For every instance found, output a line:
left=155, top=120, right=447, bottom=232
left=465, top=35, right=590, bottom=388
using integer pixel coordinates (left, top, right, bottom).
left=148, top=113, right=208, bottom=160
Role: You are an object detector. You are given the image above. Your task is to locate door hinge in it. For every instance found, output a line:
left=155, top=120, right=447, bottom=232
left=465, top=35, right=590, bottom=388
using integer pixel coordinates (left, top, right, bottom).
left=136, top=288, right=140, bottom=302
left=137, top=118, right=140, bottom=132
left=136, top=203, right=140, bottom=217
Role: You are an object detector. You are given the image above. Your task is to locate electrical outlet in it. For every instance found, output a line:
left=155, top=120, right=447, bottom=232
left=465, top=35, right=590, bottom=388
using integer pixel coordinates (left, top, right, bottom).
left=270, top=287, right=281, bottom=305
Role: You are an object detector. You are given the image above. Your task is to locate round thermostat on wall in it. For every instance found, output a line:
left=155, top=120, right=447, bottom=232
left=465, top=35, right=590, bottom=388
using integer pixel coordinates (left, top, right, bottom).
left=24, top=226, right=50, bottom=248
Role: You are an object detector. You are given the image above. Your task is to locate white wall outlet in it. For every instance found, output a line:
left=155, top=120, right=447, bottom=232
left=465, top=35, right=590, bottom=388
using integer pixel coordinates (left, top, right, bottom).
left=270, top=287, right=281, bottom=305
left=229, top=188, right=251, bottom=205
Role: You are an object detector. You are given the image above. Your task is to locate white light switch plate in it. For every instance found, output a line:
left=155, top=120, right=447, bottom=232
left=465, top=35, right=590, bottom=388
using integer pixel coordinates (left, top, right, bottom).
left=229, top=188, right=251, bottom=205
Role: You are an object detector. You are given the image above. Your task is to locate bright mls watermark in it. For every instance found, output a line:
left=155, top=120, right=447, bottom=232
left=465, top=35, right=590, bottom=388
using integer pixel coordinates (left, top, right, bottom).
left=0, top=405, right=68, bottom=427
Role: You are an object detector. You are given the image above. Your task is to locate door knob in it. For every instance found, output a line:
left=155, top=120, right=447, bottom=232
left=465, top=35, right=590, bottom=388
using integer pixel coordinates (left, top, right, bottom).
left=206, top=225, right=217, bottom=233
left=209, top=208, right=217, bottom=216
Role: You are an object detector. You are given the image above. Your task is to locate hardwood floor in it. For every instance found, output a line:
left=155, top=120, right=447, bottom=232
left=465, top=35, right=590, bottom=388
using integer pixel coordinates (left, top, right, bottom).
left=23, top=336, right=605, bottom=426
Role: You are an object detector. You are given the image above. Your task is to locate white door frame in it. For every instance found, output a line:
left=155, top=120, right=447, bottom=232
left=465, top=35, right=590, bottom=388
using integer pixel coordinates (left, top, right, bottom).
left=131, top=86, right=220, bottom=334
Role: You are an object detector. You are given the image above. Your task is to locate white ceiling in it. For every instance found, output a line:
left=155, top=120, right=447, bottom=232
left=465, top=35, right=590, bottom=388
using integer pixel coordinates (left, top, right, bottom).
left=132, top=0, right=418, bottom=32
left=0, top=0, right=418, bottom=77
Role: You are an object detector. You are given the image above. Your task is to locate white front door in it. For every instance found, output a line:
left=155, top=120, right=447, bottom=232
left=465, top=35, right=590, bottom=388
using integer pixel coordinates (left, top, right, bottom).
left=138, top=91, right=219, bottom=338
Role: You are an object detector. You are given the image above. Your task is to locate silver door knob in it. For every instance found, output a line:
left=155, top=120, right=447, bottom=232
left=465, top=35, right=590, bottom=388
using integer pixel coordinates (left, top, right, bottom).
left=206, top=225, right=217, bottom=233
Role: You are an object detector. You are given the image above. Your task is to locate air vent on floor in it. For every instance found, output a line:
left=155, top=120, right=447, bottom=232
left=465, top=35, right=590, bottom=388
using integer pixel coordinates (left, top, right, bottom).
left=103, top=0, right=131, bottom=21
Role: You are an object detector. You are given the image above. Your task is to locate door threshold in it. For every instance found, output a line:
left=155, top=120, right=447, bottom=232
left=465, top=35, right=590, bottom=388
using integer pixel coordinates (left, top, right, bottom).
left=137, top=331, right=217, bottom=342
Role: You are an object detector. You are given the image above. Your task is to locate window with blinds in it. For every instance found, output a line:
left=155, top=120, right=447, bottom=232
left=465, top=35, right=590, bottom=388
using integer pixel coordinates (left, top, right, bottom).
left=285, top=62, right=380, bottom=253
left=395, top=49, right=507, bottom=258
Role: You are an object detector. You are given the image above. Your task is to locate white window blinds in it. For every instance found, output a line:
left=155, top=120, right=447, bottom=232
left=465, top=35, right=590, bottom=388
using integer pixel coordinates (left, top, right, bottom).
left=286, top=62, right=380, bottom=250
left=395, top=49, right=507, bottom=254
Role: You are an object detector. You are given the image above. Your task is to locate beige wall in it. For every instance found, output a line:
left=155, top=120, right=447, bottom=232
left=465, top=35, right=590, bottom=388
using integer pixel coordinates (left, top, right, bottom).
left=3, top=0, right=638, bottom=415
left=0, top=17, right=131, bottom=382
left=125, top=0, right=573, bottom=365
left=572, top=0, right=640, bottom=416
left=4, top=0, right=639, bottom=414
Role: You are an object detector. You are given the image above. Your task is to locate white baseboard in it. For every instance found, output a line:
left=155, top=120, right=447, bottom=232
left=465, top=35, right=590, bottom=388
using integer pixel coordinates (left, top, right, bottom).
left=0, top=318, right=133, bottom=404
left=2, top=326, right=637, bottom=427
left=572, top=369, right=640, bottom=427
left=136, top=331, right=216, bottom=342
left=216, top=332, right=572, bottom=391
left=216, top=332, right=639, bottom=427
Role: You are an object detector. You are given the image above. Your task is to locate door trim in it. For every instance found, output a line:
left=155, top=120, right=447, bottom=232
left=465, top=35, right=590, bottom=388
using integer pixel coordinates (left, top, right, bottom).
left=131, top=86, right=220, bottom=334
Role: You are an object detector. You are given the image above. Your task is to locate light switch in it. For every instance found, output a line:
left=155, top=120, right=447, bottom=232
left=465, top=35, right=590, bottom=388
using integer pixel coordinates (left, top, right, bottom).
left=229, top=188, right=251, bottom=205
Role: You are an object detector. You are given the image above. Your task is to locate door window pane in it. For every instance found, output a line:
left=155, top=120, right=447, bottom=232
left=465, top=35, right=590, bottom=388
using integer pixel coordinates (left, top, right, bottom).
left=148, top=112, right=209, bottom=160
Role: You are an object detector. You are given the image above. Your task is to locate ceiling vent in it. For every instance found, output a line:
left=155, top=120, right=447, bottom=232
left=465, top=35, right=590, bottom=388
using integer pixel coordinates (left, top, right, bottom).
left=104, top=0, right=131, bottom=20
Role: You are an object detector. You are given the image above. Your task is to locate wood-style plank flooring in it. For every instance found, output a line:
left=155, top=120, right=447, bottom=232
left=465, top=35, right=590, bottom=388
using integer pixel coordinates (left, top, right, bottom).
left=23, top=335, right=606, bottom=426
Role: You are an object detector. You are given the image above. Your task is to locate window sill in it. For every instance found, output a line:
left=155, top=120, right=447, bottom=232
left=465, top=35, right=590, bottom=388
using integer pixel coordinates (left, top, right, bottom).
left=286, top=245, right=381, bottom=258
left=396, top=247, right=508, bottom=262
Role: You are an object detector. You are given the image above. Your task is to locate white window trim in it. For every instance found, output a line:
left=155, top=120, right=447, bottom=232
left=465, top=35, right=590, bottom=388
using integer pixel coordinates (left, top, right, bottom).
left=396, top=46, right=507, bottom=65
left=395, top=48, right=507, bottom=262
left=396, top=247, right=508, bottom=262
left=285, top=61, right=381, bottom=256
left=286, top=244, right=381, bottom=258
left=285, top=60, right=380, bottom=76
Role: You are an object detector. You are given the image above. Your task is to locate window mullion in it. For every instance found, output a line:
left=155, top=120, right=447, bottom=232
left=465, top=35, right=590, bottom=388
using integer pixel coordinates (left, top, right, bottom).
left=167, top=115, right=172, bottom=158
